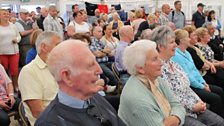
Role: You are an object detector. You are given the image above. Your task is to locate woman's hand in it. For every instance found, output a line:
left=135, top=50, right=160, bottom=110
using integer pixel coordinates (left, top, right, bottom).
left=193, top=101, right=206, bottom=113
left=0, top=100, right=10, bottom=111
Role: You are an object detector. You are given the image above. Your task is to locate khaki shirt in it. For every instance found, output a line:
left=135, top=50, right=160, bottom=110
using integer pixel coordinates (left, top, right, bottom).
left=18, top=55, right=58, bottom=126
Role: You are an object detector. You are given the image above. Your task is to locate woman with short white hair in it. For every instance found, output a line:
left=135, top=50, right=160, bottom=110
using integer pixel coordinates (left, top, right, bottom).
left=118, top=40, right=186, bottom=126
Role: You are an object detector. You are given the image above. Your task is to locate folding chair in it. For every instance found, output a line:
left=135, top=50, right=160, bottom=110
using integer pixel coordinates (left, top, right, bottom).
left=18, top=102, right=30, bottom=126
left=111, top=63, right=123, bottom=94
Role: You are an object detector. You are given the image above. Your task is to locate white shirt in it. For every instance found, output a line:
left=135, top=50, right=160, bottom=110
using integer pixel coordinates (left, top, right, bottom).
left=68, top=21, right=90, bottom=33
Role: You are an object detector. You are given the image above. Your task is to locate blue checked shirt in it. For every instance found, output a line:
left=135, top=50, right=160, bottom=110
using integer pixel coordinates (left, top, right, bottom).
left=90, top=37, right=108, bottom=63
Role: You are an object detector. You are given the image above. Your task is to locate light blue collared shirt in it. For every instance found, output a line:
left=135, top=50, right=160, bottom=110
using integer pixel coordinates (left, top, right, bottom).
left=58, top=90, right=89, bottom=109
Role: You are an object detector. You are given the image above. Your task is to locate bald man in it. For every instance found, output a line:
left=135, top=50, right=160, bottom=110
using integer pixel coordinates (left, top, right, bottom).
left=34, top=40, right=125, bottom=126
left=159, top=4, right=171, bottom=25
left=114, top=26, right=134, bottom=85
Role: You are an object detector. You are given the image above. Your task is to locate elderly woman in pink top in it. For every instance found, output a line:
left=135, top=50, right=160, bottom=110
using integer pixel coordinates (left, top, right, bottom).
left=0, top=64, right=20, bottom=126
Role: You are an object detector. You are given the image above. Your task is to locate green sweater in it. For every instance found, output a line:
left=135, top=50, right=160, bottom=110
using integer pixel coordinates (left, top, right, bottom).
left=118, top=76, right=186, bottom=126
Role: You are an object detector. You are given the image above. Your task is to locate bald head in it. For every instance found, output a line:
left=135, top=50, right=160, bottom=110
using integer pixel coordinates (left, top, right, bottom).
left=47, top=40, right=90, bottom=81
left=119, top=26, right=134, bottom=42
left=162, top=4, right=171, bottom=15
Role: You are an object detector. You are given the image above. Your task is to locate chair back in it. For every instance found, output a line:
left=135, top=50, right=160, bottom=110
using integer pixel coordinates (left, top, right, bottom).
left=18, top=102, right=30, bottom=126
left=111, top=63, right=123, bottom=94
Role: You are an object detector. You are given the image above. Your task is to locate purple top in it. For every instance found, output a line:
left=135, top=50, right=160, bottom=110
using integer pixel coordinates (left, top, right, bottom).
left=115, top=41, right=129, bottom=71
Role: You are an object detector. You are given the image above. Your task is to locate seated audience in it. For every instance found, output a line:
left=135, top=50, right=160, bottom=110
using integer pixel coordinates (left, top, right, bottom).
left=35, top=40, right=125, bottom=126
left=109, top=13, right=124, bottom=39
left=0, top=64, right=20, bottom=126
left=195, top=27, right=224, bottom=69
left=132, top=9, right=145, bottom=35
left=90, top=26, right=118, bottom=87
left=115, top=26, right=134, bottom=84
left=202, top=22, right=224, bottom=61
left=171, top=29, right=224, bottom=118
left=101, top=24, right=119, bottom=62
left=151, top=26, right=224, bottom=126
left=26, top=29, right=43, bottom=64
left=118, top=40, right=186, bottom=126
left=18, top=31, right=62, bottom=125
left=184, top=25, right=224, bottom=91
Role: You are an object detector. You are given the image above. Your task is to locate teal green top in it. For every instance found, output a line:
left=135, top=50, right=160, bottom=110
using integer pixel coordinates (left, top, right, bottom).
left=118, top=75, right=186, bottom=126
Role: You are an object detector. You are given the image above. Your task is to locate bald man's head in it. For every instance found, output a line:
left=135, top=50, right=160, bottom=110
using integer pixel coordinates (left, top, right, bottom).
left=119, top=26, right=134, bottom=42
left=162, top=4, right=171, bottom=15
left=47, top=40, right=91, bottom=81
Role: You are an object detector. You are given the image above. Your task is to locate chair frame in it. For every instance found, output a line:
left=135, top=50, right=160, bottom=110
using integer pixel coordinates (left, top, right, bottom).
left=111, top=63, right=123, bottom=94
left=18, top=102, right=30, bottom=126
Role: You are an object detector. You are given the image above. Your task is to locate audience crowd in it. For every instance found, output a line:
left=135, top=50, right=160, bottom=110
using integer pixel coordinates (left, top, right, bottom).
left=1, top=1, right=224, bottom=126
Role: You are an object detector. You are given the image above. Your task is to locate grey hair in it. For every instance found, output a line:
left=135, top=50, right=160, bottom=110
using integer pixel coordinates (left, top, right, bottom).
left=202, top=22, right=213, bottom=29
left=123, top=39, right=157, bottom=75
left=47, top=40, right=85, bottom=81
left=140, top=29, right=152, bottom=40
left=35, top=31, right=61, bottom=54
left=150, top=26, right=175, bottom=47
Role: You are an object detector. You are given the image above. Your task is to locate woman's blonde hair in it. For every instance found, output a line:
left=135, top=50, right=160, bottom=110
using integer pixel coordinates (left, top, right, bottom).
left=195, top=27, right=208, bottom=42
left=174, top=29, right=189, bottom=45
left=30, top=29, right=43, bottom=47
left=183, top=25, right=196, bottom=35
left=135, top=9, right=143, bottom=18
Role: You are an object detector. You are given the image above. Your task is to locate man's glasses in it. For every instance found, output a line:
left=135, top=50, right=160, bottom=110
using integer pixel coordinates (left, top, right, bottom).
left=87, top=104, right=112, bottom=126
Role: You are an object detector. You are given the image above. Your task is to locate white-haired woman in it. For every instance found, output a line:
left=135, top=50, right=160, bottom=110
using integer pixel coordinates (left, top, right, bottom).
left=118, top=40, right=186, bottom=126
left=171, top=29, right=224, bottom=118
left=151, top=26, right=224, bottom=126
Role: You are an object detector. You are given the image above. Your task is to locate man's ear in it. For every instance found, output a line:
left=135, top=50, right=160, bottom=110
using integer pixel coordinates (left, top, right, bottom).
left=40, top=43, right=47, bottom=53
left=136, top=65, right=145, bottom=75
left=60, top=69, right=73, bottom=87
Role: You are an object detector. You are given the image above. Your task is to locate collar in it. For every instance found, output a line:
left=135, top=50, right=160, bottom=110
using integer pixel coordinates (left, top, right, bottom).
left=35, top=55, right=47, bottom=69
left=137, top=74, right=159, bottom=90
left=58, top=90, right=89, bottom=109
left=119, top=41, right=129, bottom=46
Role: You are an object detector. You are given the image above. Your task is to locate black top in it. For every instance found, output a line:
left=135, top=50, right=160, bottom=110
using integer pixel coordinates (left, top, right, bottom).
left=35, top=94, right=126, bottom=126
left=36, top=15, right=45, bottom=31
left=187, top=47, right=204, bottom=70
left=192, top=11, right=205, bottom=28
left=208, top=35, right=224, bottom=61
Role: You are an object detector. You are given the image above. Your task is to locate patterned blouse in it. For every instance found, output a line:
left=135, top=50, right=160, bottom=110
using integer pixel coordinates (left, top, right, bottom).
left=196, top=43, right=214, bottom=62
left=161, top=60, right=201, bottom=118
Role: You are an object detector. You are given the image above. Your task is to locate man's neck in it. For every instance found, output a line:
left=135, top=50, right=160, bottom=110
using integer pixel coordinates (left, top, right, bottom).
left=38, top=53, right=47, bottom=63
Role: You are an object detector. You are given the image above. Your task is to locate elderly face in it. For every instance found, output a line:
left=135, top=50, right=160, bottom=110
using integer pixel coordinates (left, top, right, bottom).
left=93, top=27, right=103, bottom=39
left=164, top=5, right=171, bottom=15
left=201, top=32, right=211, bottom=43
left=143, top=49, right=162, bottom=80
left=180, top=35, right=191, bottom=47
left=208, top=25, right=215, bottom=36
left=159, top=36, right=177, bottom=58
left=70, top=47, right=103, bottom=96
left=189, top=31, right=198, bottom=45
left=41, top=8, right=48, bottom=17
left=49, top=7, right=58, bottom=17
left=20, top=12, right=29, bottom=21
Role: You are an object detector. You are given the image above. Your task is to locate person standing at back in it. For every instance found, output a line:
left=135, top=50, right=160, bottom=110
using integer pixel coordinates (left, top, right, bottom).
left=168, top=0, right=185, bottom=29
left=192, top=3, right=206, bottom=28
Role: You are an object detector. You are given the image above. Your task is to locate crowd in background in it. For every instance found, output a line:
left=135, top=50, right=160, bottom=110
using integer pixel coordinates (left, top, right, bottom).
left=1, top=0, right=224, bottom=126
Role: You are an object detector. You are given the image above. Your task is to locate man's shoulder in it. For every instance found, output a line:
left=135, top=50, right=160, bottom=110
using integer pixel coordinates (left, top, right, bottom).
left=35, top=98, right=58, bottom=126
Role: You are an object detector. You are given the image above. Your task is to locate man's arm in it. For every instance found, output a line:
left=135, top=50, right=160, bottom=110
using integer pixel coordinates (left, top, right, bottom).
left=25, top=99, right=44, bottom=118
